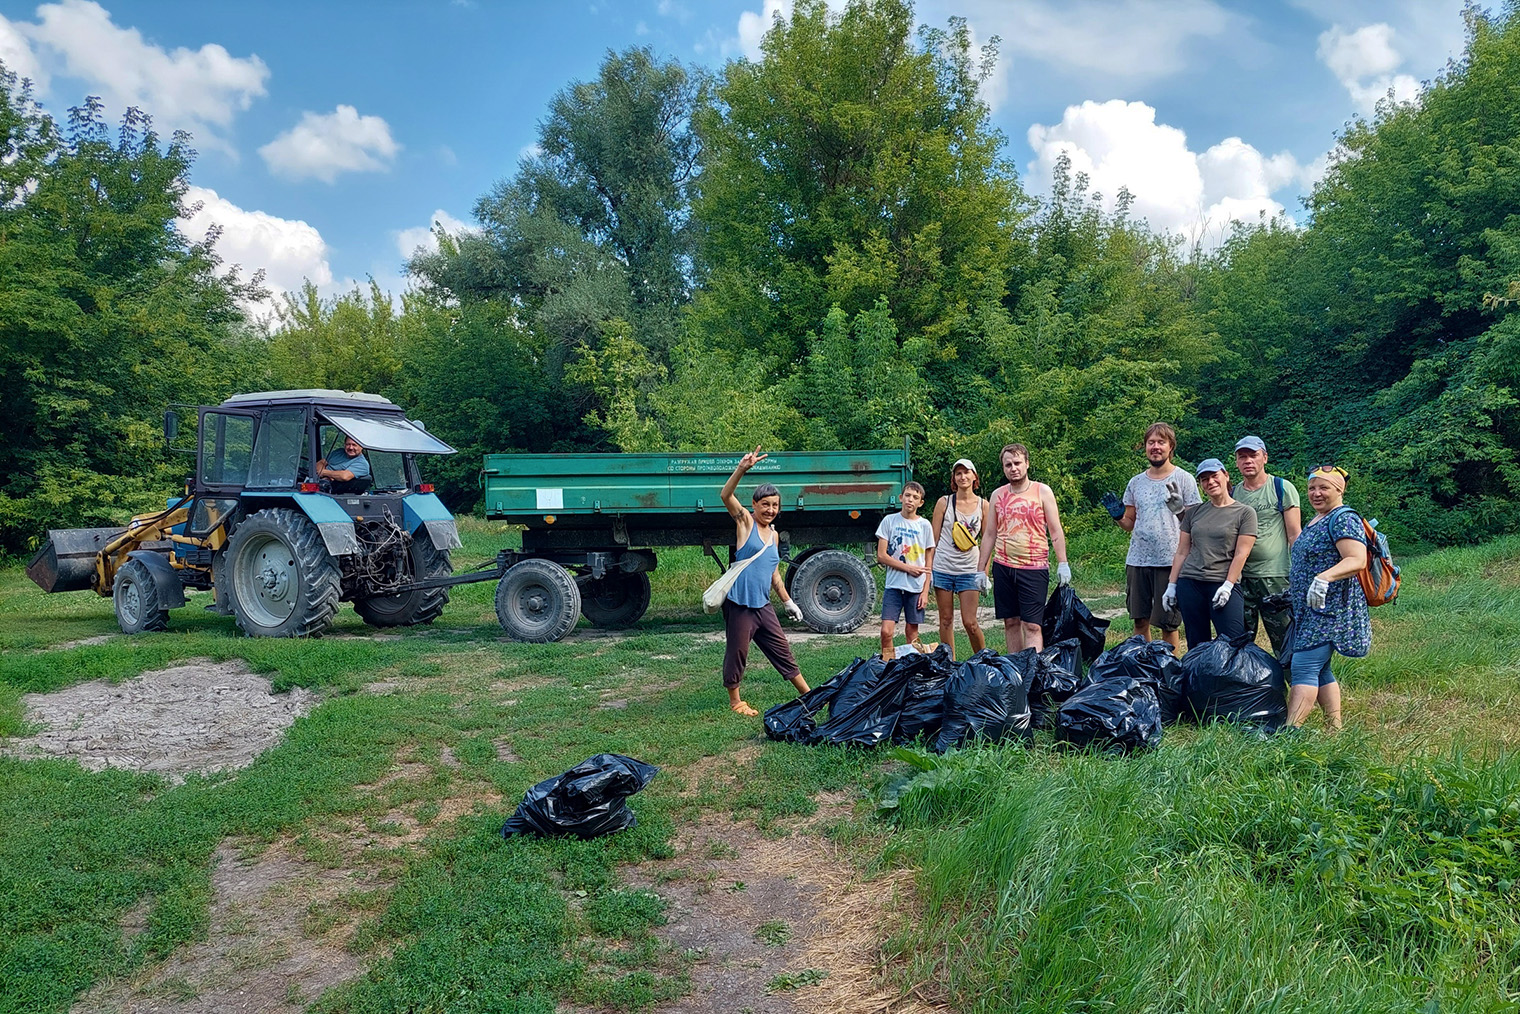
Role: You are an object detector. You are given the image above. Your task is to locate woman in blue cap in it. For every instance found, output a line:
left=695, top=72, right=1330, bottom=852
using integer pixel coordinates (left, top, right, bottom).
left=1163, top=458, right=1258, bottom=648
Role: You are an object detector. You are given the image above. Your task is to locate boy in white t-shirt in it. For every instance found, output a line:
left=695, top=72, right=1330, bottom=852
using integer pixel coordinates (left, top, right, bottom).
left=875, top=481, right=936, bottom=659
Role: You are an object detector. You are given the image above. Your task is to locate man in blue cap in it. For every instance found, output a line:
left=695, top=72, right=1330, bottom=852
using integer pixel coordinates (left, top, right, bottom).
left=1233, top=435, right=1300, bottom=653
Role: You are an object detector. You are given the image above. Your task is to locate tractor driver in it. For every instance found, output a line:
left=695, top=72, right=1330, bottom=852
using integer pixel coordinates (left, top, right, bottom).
left=316, top=435, right=372, bottom=494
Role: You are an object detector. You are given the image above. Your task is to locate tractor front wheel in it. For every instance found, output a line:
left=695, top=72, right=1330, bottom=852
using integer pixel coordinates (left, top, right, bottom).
left=114, top=558, right=169, bottom=634
left=225, top=509, right=341, bottom=637
left=354, top=536, right=452, bottom=627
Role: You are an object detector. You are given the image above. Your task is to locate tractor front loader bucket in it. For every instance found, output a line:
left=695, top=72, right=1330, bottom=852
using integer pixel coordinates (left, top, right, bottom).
left=26, top=528, right=170, bottom=594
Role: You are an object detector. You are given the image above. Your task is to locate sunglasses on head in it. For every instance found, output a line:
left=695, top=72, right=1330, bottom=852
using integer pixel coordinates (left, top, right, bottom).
left=1308, top=464, right=1348, bottom=478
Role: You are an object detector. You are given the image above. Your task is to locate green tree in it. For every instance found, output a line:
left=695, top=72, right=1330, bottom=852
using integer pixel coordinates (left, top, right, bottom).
left=0, top=74, right=262, bottom=552
left=689, top=0, right=1020, bottom=368
left=268, top=280, right=404, bottom=393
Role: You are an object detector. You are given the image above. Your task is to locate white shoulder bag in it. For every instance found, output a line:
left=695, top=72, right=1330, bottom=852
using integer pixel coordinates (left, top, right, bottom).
left=702, top=550, right=766, bottom=614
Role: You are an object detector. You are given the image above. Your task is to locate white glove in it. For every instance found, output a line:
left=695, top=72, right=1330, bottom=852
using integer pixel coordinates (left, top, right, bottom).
left=1212, top=580, right=1235, bottom=609
left=1162, top=583, right=1178, bottom=611
left=1164, top=480, right=1186, bottom=515
left=784, top=599, right=804, bottom=622
left=974, top=572, right=990, bottom=592
left=1307, top=577, right=1329, bottom=611
left=1057, top=562, right=1072, bottom=586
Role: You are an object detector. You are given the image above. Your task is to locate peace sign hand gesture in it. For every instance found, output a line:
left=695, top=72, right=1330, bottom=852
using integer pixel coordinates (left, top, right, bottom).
left=738, top=445, right=768, bottom=472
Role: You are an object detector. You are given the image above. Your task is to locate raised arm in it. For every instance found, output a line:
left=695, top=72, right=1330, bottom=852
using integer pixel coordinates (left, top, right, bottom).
left=720, top=446, right=765, bottom=540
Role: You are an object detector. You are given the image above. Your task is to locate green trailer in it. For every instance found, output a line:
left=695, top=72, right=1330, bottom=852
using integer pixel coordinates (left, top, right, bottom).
left=479, top=445, right=913, bottom=641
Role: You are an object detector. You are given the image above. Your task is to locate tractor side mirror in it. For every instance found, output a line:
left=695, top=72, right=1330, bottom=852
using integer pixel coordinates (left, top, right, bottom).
left=164, top=409, right=180, bottom=446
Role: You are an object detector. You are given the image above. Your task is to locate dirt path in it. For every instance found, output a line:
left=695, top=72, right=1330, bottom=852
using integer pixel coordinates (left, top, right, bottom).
left=608, top=750, right=942, bottom=1014
left=76, top=841, right=374, bottom=1014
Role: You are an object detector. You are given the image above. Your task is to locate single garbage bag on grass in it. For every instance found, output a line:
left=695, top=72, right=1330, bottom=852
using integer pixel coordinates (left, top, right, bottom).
left=1181, top=637, right=1288, bottom=729
left=892, top=645, right=957, bottom=745
left=1030, top=639, right=1083, bottom=729
left=502, top=753, right=660, bottom=839
left=1090, top=636, right=1188, bottom=724
left=1041, top=585, right=1111, bottom=663
left=933, top=654, right=1033, bottom=753
left=1055, top=677, right=1163, bottom=754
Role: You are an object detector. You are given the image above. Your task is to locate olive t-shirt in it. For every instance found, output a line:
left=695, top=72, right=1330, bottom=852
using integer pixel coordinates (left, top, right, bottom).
left=1235, top=476, right=1301, bottom=579
left=1178, top=500, right=1258, bottom=582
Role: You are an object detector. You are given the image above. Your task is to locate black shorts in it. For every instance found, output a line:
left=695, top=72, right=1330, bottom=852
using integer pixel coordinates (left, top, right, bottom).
left=992, top=562, right=1048, bottom=623
left=1126, top=565, right=1181, bottom=631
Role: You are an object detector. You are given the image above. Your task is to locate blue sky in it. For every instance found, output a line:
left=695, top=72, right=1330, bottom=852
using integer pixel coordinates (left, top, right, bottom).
left=0, top=0, right=1470, bottom=321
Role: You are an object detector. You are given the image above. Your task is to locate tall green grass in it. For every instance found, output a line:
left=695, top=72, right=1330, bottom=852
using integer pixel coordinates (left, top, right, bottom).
left=878, top=538, right=1520, bottom=1012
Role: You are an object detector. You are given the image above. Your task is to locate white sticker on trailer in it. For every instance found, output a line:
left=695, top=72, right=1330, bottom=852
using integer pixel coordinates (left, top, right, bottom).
left=536, top=488, right=565, bottom=510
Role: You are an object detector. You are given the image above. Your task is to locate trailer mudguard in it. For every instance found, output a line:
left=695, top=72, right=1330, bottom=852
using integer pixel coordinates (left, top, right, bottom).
left=125, top=550, right=187, bottom=609
left=403, top=492, right=462, bottom=551
left=286, top=493, right=361, bottom=557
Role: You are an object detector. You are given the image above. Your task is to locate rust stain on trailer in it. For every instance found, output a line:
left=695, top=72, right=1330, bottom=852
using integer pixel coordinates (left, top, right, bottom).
left=635, top=492, right=661, bottom=508
left=849, top=460, right=875, bottom=474
left=801, top=482, right=892, bottom=496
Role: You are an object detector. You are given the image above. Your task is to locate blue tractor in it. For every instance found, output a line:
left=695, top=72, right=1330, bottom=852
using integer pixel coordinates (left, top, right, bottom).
left=27, top=390, right=463, bottom=637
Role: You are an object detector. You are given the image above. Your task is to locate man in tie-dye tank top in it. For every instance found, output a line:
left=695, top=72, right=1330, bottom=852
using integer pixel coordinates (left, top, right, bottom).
left=986, top=443, right=1071, bottom=652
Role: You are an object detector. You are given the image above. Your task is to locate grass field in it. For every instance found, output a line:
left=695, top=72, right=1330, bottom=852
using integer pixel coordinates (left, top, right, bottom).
left=0, top=522, right=1516, bottom=1013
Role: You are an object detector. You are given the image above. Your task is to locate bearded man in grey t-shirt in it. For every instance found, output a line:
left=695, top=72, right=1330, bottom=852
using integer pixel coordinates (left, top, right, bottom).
left=1102, top=422, right=1200, bottom=652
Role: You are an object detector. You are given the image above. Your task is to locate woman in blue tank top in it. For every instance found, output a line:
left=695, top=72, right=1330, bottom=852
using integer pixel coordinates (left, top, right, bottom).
left=719, top=447, right=810, bottom=716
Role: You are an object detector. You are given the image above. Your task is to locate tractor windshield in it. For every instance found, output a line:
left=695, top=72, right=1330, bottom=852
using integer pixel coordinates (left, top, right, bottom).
left=319, top=411, right=455, bottom=455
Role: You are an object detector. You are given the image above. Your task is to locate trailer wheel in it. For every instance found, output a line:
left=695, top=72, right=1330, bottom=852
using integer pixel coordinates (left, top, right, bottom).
left=225, top=509, right=341, bottom=638
left=495, top=559, right=581, bottom=642
left=354, top=537, right=452, bottom=628
left=579, top=571, right=651, bottom=629
left=789, top=549, right=875, bottom=633
left=114, top=558, right=169, bottom=634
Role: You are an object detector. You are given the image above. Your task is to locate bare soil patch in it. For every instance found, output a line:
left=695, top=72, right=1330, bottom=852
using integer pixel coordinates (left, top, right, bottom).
left=76, top=841, right=374, bottom=1014
left=618, top=756, right=940, bottom=1014
left=2, top=660, right=317, bottom=783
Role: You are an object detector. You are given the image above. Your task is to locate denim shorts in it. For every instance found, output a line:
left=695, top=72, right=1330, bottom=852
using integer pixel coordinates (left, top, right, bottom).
left=1289, top=642, right=1338, bottom=687
left=882, top=586, right=926, bottom=624
left=931, top=571, right=979, bottom=593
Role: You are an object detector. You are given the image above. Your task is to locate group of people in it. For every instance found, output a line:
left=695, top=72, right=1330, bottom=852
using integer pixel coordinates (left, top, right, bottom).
left=717, top=427, right=1373, bottom=731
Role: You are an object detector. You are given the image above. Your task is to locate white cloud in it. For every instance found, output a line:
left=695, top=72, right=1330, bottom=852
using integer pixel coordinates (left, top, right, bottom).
left=656, top=0, right=689, bottom=21
left=0, top=14, right=47, bottom=90
left=259, top=104, right=400, bottom=183
left=17, top=0, right=267, bottom=150
left=518, top=142, right=543, bottom=162
left=635, top=20, right=649, bottom=36
left=1027, top=100, right=1312, bottom=248
left=1317, top=23, right=1421, bottom=116
left=959, top=0, right=1234, bottom=80
left=179, top=185, right=332, bottom=323
left=395, top=209, right=474, bottom=261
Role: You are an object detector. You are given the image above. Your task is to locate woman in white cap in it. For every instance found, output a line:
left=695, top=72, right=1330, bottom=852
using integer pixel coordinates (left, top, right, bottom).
left=1163, top=458, right=1258, bottom=649
left=929, top=458, right=992, bottom=659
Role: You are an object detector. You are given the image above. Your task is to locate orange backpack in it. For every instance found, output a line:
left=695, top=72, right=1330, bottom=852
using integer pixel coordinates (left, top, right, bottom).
left=1331, top=507, right=1401, bottom=606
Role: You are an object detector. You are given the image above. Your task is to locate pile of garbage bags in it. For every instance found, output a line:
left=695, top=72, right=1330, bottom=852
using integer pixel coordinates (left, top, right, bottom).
left=502, top=753, right=659, bottom=840
left=764, top=644, right=1039, bottom=753
left=767, top=622, right=1288, bottom=757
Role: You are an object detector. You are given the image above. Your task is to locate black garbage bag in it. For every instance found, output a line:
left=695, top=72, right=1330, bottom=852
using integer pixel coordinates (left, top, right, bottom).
left=1030, top=639, right=1083, bottom=729
left=1055, top=677, right=1163, bottom=754
left=502, top=753, right=660, bottom=840
left=1041, top=585, right=1112, bottom=663
left=933, top=655, right=1033, bottom=753
left=813, top=656, right=915, bottom=748
left=1181, top=637, right=1288, bottom=729
left=1090, top=636, right=1189, bottom=725
left=763, top=677, right=841, bottom=744
left=892, top=645, right=958, bottom=745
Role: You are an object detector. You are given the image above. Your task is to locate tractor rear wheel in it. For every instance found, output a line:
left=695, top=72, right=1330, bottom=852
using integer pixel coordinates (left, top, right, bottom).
left=354, top=536, right=452, bottom=627
left=225, top=509, right=341, bottom=637
left=114, top=558, right=169, bottom=634
left=579, top=571, right=651, bottom=629
left=495, top=559, right=581, bottom=642
left=788, top=549, right=875, bottom=633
